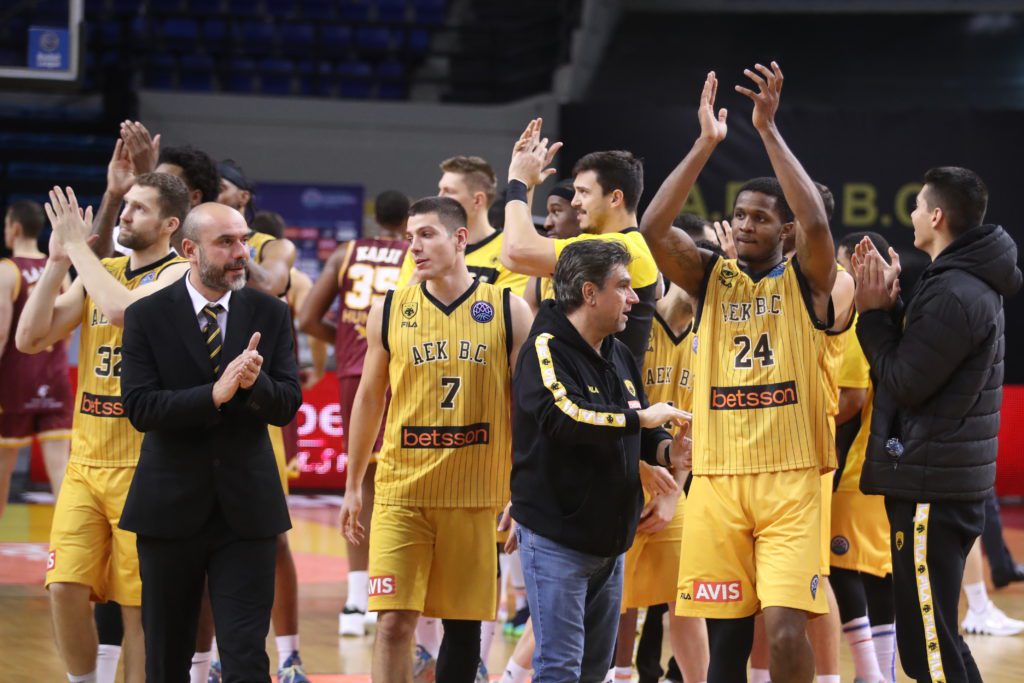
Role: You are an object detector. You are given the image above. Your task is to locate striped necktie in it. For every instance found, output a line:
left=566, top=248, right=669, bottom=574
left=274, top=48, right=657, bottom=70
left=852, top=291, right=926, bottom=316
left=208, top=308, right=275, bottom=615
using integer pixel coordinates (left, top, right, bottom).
left=202, top=303, right=224, bottom=374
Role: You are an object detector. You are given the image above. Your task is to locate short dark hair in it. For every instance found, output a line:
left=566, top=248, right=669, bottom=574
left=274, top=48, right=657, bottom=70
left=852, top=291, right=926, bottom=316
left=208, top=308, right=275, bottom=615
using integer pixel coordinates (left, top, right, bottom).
left=922, top=166, right=988, bottom=237
left=250, top=210, right=286, bottom=238
left=6, top=200, right=45, bottom=238
left=814, top=182, right=835, bottom=222
left=735, top=177, right=794, bottom=224
left=135, top=172, right=190, bottom=225
left=572, top=150, right=644, bottom=213
left=554, top=239, right=632, bottom=314
left=677, top=212, right=712, bottom=240
left=694, top=238, right=725, bottom=257
left=838, top=231, right=891, bottom=264
left=440, top=156, right=497, bottom=206
left=158, top=145, right=221, bottom=203
left=375, top=190, right=410, bottom=227
left=408, top=196, right=468, bottom=233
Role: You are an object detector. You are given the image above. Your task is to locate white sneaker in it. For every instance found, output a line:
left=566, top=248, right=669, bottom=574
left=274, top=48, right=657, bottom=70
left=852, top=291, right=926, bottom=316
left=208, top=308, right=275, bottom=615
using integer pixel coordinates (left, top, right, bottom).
left=339, top=605, right=367, bottom=637
left=364, top=609, right=377, bottom=628
left=962, top=600, right=1024, bottom=636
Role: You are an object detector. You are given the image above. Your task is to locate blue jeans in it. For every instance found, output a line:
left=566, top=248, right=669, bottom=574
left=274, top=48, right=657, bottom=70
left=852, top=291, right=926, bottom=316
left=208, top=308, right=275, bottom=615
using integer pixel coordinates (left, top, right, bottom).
left=516, top=524, right=624, bottom=683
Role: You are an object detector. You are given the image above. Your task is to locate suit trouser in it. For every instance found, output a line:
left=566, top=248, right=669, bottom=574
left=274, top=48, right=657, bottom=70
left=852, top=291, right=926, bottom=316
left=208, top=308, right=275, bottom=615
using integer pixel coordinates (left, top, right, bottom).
left=886, top=498, right=984, bottom=683
left=136, top=505, right=277, bottom=683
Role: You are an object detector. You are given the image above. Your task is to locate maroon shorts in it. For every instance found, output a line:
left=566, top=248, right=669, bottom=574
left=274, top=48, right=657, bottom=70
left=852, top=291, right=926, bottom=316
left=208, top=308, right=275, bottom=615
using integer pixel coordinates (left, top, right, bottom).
left=0, top=411, right=73, bottom=447
left=339, top=376, right=388, bottom=457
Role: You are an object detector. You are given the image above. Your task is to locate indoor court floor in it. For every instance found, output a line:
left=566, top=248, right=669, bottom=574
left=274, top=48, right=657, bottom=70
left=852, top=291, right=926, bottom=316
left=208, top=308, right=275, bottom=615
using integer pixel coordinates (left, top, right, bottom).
left=3, top=496, right=1023, bottom=681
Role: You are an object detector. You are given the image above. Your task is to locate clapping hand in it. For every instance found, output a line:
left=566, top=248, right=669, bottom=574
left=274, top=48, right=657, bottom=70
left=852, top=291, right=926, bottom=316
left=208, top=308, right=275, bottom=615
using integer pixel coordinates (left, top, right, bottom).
left=698, top=71, right=728, bottom=144
left=853, top=247, right=901, bottom=312
left=212, top=332, right=262, bottom=406
left=45, top=186, right=93, bottom=248
left=120, top=120, right=161, bottom=175
left=736, top=61, right=783, bottom=133
left=668, top=421, right=693, bottom=471
left=508, top=118, right=563, bottom=189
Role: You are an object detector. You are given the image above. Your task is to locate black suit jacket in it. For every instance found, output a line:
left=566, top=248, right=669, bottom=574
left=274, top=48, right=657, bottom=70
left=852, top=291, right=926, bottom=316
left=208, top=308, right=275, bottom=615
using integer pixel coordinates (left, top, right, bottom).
left=119, top=277, right=301, bottom=539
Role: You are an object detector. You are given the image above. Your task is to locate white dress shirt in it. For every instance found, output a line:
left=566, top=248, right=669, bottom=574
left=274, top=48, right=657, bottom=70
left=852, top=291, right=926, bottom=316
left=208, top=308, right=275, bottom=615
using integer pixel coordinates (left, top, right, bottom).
left=184, top=272, right=232, bottom=343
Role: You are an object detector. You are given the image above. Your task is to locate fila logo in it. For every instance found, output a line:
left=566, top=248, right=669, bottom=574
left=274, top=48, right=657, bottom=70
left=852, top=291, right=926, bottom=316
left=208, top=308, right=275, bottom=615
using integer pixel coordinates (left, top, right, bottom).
left=693, top=580, right=742, bottom=602
left=368, top=575, right=396, bottom=597
left=47, top=551, right=56, bottom=570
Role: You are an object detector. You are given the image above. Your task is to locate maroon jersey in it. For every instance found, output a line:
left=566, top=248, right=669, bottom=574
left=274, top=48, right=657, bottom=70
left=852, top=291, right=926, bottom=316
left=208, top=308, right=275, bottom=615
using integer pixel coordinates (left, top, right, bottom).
left=335, top=238, right=408, bottom=378
left=0, top=256, right=72, bottom=414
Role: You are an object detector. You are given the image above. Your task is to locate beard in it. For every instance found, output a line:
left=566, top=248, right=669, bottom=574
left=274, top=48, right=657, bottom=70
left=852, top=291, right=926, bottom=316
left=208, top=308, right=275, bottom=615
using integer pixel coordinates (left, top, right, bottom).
left=116, top=226, right=155, bottom=251
left=197, top=247, right=247, bottom=292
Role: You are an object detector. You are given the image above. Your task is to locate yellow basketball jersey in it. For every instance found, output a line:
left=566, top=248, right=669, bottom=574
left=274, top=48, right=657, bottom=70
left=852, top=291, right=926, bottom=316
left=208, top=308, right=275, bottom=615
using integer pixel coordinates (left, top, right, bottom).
left=247, top=231, right=277, bottom=264
left=536, top=276, right=555, bottom=305
left=836, top=327, right=873, bottom=493
left=71, top=253, right=184, bottom=467
left=642, top=314, right=695, bottom=415
left=397, top=231, right=529, bottom=296
left=692, top=257, right=834, bottom=475
left=376, top=280, right=513, bottom=508
left=552, top=229, right=659, bottom=291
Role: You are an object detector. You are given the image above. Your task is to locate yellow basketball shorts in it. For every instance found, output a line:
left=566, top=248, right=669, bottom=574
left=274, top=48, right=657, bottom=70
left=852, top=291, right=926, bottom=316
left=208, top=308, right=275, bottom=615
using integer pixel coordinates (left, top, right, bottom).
left=367, top=504, right=498, bottom=620
left=820, top=473, right=833, bottom=577
left=830, top=489, right=892, bottom=577
left=269, top=424, right=288, bottom=495
left=676, top=468, right=826, bottom=618
left=45, top=462, right=141, bottom=606
left=623, top=492, right=685, bottom=610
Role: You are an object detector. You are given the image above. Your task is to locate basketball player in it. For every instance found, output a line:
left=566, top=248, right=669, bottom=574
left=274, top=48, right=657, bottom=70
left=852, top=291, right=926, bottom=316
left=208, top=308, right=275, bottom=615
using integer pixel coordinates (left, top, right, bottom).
left=612, top=275, right=711, bottom=683
left=90, top=122, right=161, bottom=258
left=524, top=179, right=582, bottom=315
left=16, top=178, right=190, bottom=683
left=830, top=232, right=897, bottom=682
left=217, top=159, right=255, bottom=222
left=501, top=119, right=659, bottom=366
left=641, top=67, right=837, bottom=682
left=298, top=189, right=410, bottom=637
left=395, top=156, right=529, bottom=296
left=340, top=196, right=533, bottom=683
left=0, top=201, right=73, bottom=519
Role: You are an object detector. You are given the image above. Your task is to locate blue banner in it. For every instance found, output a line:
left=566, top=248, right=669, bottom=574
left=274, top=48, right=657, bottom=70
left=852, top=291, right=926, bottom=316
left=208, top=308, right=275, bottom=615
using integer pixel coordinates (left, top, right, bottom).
left=255, top=182, right=363, bottom=277
left=27, top=27, right=70, bottom=70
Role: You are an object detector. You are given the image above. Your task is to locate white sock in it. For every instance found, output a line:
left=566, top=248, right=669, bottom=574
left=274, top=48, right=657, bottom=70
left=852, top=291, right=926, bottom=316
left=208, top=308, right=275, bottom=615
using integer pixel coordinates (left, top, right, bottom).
left=95, top=644, right=121, bottom=683
left=276, top=634, right=299, bottom=665
left=189, top=651, right=212, bottom=683
left=964, top=580, right=989, bottom=613
left=614, top=665, right=632, bottom=680
left=500, top=658, right=530, bottom=683
left=68, top=673, right=97, bottom=683
left=416, top=617, right=441, bottom=658
left=843, top=616, right=883, bottom=681
left=347, top=570, right=369, bottom=611
left=480, top=620, right=497, bottom=662
left=816, top=676, right=840, bottom=683
left=871, top=623, right=897, bottom=683
left=749, top=668, right=771, bottom=683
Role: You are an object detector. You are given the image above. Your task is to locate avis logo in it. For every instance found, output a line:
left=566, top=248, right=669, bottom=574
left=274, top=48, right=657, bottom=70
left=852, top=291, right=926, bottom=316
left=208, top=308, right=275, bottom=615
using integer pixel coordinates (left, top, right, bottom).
left=47, top=551, right=56, bottom=570
left=368, top=575, right=396, bottom=596
left=693, top=580, right=742, bottom=602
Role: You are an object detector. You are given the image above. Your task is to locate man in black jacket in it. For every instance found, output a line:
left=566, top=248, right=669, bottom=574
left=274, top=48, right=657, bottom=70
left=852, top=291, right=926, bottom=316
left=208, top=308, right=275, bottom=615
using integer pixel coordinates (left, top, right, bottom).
left=119, top=202, right=302, bottom=683
left=853, top=166, right=1022, bottom=683
left=504, top=239, right=689, bottom=683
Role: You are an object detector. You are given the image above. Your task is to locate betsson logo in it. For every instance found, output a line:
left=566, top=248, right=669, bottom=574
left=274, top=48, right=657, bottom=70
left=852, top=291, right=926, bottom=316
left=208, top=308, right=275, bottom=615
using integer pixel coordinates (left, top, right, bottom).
left=401, top=423, right=490, bottom=448
left=709, top=380, right=798, bottom=410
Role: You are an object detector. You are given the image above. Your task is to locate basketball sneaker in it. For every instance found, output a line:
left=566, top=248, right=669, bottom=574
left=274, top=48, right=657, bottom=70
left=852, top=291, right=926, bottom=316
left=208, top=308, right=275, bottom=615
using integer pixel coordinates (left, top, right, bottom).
left=278, top=651, right=310, bottom=683
left=339, top=605, right=367, bottom=637
left=207, top=660, right=222, bottom=683
left=961, top=600, right=1024, bottom=636
left=365, top=609, right=378, bottom=628
left=413, top=645, right=436, bottom=683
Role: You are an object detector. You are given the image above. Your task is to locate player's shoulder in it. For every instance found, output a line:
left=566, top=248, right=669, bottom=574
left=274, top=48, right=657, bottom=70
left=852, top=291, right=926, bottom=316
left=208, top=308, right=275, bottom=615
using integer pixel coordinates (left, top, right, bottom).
left=101, top=254, right=131, bottom=275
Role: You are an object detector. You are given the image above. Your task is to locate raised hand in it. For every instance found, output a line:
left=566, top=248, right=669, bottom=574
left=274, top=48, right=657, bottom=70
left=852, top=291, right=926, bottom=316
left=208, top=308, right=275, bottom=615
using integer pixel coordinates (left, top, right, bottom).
left=120, top=120, right=160, bottom=175
left=508, top=117, right=563, bottom=189
left=713, top=219, right=737, bottom=259
left=698, top=71, right=728, bottom=143
left=45, top=186, right=93, bottom=247
left=852, top=236, right=901, bottom=290
left=237, top=332, right=263, bottom=389
left=107, top=138, right=137, bottom=198
left=735, top=61, right=783, bottom=133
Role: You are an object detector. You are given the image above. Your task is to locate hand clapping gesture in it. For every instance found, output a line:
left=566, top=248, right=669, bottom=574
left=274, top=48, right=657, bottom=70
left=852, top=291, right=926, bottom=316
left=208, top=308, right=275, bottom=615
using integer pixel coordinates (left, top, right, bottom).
left=212, top=332, right=263, bottom=406
left=508, top=118, right=563, bottom=189
left=736, top=61, right=783, bottom=133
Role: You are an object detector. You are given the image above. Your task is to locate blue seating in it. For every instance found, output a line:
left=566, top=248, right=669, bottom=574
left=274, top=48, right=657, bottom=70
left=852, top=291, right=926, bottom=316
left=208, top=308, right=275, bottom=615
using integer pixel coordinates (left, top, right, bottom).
left=236, top=20, right=277, bottom=57
left=412, top=0, right=446, bottom=25
left=266, top=0, right=298, bottom=18
left=180, top=54, right=216, bottom=91
left=407, top=28, right=429, bottom=54
left=376, top=0, right=408, bottom=23
left=143, top=53, right=177, bottom=90
left=376, top=61, right=406, bottom=99
left=111, top=0, right=142, bottom=14
left=203, top=19, right=228, bottom=42
left=336, top=61, right=372, bottom=98
left=279, top=22, right=315, bottom=57
left=150, top=0, right=184, bottom=13
left=161, top=18, right=200, bottom=49
left=226, top=0, right=264, bottom=17
left=338, top=0, right=371, bottom=22
left=319, top=25, right=353, bottom=59
left=298, top=0, right=335, bottom=20
left=260, top=58, right=294, bottom=95
left=224, top=57, right=258, bottom=93
left=355, top=26, right=395, bottom=55
left=296, top=60, right=334, bottom=96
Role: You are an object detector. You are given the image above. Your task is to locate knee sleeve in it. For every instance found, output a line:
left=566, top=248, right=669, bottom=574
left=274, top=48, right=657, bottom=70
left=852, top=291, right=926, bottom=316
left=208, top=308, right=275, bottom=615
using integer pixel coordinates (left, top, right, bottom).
left=94, top=601, right=124, bottom=646
left=829, top=567, right=867, bottom=624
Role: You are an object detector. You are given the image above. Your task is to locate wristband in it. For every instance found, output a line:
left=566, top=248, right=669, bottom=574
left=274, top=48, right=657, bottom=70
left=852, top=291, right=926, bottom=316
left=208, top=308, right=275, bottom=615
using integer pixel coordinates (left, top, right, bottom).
left=506, top=179, right=529, bottom=204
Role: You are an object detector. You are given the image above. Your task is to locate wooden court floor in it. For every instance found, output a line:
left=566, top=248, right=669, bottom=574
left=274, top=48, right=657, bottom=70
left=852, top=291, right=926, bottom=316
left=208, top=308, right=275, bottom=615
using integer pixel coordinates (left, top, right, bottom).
left=3, top=496, right=1023, bottom=681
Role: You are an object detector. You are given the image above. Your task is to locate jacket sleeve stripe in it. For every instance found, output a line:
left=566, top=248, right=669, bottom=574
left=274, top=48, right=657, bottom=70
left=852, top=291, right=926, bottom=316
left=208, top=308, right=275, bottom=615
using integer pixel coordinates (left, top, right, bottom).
left=534, top=333, right=628, bottom=428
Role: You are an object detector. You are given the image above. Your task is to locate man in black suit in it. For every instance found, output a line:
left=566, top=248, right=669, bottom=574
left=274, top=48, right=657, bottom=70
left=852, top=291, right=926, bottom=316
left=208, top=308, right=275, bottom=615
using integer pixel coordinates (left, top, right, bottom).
left=119, top=202, right=302, bottom=683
